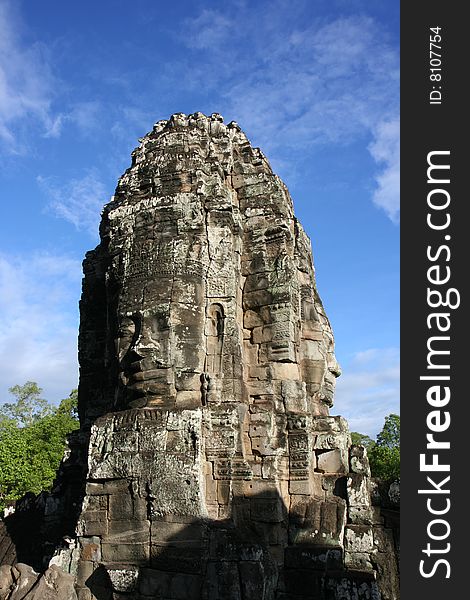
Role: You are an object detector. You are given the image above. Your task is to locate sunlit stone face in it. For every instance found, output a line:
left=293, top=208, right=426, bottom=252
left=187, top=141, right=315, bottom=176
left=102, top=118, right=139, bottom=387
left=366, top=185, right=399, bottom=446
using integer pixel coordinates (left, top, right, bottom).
left=110, top=230, right=208, bottom=410
left=116, top=310, right=171, bottom=406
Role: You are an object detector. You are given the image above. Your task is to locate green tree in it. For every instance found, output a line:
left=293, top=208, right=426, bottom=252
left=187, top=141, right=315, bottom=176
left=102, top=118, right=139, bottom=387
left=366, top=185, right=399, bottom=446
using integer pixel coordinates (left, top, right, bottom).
left=368, top=414, right=400, bottom=481
left=0, top=381, right=53, bottom=427
left=0, top=384, right=79, bottom=512
left=351, top=431, right=375, bottom=449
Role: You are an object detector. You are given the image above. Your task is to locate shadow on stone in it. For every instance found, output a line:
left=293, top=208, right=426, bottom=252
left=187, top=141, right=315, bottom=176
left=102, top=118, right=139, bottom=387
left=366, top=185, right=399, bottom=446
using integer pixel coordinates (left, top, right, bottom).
left=86, top=565, right=113, bottom=600
left=74, top=487, right=384, bottom=600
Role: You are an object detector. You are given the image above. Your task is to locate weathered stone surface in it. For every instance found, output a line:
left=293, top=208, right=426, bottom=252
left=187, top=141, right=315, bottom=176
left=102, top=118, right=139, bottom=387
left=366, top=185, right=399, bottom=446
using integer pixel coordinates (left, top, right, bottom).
left=0, top=113, right=399, bottom=599
left=1, top=563, right=76, bottom=600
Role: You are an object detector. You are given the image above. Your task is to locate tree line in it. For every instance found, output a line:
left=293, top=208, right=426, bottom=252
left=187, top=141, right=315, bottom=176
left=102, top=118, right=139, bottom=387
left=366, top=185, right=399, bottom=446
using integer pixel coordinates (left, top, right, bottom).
left=351, top=413, right=400, bottom=481
left=0, top=382, right=79, bottom=513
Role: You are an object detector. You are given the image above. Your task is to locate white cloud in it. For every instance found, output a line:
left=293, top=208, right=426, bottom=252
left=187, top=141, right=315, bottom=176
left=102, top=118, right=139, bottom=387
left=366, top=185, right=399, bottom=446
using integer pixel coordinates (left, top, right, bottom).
left=0, top=0, right=60, bottom=148
left=334, top=347, right=399, bottom=438
left=181, top=10, right=399, bottom=222
left=183, top=9, right=232, bottom=50
left=0, top=252, right=82, bottom=404
left=369, top=118, right=400, bottom=222
left=37, top=171, right=109, bottom=237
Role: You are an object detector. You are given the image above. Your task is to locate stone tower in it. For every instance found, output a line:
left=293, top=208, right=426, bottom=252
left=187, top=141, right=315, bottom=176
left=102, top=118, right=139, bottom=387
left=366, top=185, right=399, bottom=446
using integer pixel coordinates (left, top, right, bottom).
left=54, top=113, right=398, bottom=599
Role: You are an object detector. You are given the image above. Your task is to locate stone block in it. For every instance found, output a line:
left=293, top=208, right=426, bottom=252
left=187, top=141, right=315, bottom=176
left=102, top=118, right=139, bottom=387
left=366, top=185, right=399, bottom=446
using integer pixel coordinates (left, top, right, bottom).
left=176, top=390, right=201, bottom=408
left=261, top=455, right=289, bottom=480
left=101, top=479, right=133, bottom=494
left=175, top=371, right=201, bottom=392
left=76, top=560, right=95, bottom=588
left=243, top=289, right=273, bottom=309
left=300, top=339, right=324, bottom=360
left=243, top=340, right=259, bottom=365
left=169, top=572, right=202, bottom=600
left=150, top=545, right=202, bottom=574
left=289, top=479, right=311, bottom=495
left=344, top=551, right=374, bottom=572
left=348, top=506, right=374, bottom=526
left=77, top=516, right=108, bottom=537
left=347, top=475, right=371, bottom=508
left=76, top=589, right=92, bottom=600
left=344, top=526, right=374, bottom=553
left=271, top=362, right=300, bottom=380
left=102, top=542, right=149, bottom=563
left=300, top=359, right=325, bottom=384
left=316, top=449, right=347, bottom=474
left=0, top=565, right=15, bottom=597
left=249, top=423, right=269, bottom=438
left=242, top=480, right=279, bottom=498
left=109, top=492, right=146, bottom=522
left=290, top=499, right=346, bottom=546
left=250, top=498, right=284, bottom=523
left=248, top=365, right=271, bottom=379
left=244, top=309, right=264, bottom=329
left=217, top=481, right=231, bottom=505
left=139, top=568, right=171, bottom=597
left=106, top=520, right=150, bottom=543
left=246, top=379, right=274, bottom=396
left=244, top=273, right=271, bottom=293
left=204, top=561, right=241, bottom=600
left=250, top=436, right=277, bottom=456
left=150, top=521, right=206, bottom=546
left=205, top=474, right=217, bottom=503
left=21, top=565, right=76, bottom=600
left=79, top=537, right=102, bottom=562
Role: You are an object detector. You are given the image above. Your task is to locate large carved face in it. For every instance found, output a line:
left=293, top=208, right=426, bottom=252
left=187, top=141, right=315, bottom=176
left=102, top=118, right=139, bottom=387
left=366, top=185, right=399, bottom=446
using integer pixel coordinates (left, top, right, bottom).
left=116, top=309, right=171, bottom=405
left=113, top=271, right=207, bottom=409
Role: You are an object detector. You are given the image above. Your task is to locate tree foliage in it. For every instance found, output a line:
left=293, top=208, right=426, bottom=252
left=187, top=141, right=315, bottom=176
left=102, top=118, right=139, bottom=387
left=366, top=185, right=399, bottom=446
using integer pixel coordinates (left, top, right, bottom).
left=351, top=413, right=400, bottom=482
left=0, top=381, right=53, bottom=427
left=0, top=383, right=79, bottom=512
left=350, top=431, right=374, bottom=449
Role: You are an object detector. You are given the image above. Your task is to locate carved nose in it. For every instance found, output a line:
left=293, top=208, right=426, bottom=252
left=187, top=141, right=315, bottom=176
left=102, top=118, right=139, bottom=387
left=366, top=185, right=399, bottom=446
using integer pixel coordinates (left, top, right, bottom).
left=328, top=361, right=342, bottom=378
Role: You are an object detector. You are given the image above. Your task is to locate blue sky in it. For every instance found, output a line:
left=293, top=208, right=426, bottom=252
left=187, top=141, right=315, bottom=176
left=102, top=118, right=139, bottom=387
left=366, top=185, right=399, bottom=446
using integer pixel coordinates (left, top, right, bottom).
left=0, top=0, right=399, bottom=438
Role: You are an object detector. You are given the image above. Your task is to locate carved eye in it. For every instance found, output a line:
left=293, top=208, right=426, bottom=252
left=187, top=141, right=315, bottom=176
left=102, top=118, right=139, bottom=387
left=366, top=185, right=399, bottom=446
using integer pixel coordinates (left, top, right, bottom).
left=119, top=316, right=136, bottom=339
left=116, top=316, right=138, bottom=358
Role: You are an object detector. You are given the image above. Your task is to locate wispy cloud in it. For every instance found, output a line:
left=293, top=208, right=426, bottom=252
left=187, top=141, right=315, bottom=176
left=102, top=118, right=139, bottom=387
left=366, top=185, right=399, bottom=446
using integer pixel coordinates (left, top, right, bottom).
left=181, top=9, right=399, bottom=221
left=37, top=171, right=109, bottom=237
left=184, top=9, right=232, bottom=50
left=369, top=118, right=400, bottom=222
left=334, top=347, right=400, bottom=438
left=0, top=0, right=61, bottom=148
left=0, top=252, right=81, bottom=403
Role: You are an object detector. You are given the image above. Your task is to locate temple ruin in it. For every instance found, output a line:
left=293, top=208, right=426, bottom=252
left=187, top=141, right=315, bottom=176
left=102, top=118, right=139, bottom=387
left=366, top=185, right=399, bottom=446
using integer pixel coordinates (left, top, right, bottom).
left=0, top=112, right=399, bottom=600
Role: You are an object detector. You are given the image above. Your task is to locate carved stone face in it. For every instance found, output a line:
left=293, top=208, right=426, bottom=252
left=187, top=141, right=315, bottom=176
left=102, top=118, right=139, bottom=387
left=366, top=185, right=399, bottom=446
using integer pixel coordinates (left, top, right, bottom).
left=113, top=266, right=208, bottom=409
left=116, top=310, right=172, bottom=407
